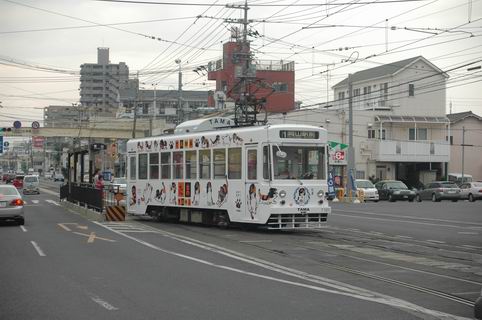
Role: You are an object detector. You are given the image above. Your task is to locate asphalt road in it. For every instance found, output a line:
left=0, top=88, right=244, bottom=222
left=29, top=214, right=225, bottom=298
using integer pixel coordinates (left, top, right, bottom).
left=1, top=181, right=480, bottom=319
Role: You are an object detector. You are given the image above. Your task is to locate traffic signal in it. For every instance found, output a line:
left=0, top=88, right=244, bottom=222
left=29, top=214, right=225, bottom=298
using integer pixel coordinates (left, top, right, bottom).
left=1, top=128, right=12, bottom=132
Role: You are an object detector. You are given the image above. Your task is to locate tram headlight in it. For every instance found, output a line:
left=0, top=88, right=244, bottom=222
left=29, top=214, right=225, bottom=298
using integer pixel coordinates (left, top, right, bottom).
left=279, top=190, right=287, bottom=198
left=317, top=190, right=324, bottom=198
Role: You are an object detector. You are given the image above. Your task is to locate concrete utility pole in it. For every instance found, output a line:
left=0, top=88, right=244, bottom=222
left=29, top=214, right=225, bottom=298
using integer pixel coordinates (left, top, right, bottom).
left=132, top=72, right=139, bottom=138
left=347, top=74, right=356, bottom=193
left=461, top=126, right=465, bottom=181
left=175, top=59, right=183, bottom=123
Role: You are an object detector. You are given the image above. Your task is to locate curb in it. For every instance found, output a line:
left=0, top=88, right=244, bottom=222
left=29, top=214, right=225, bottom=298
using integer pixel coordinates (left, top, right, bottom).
left=60, top=200, right=105, bottom=222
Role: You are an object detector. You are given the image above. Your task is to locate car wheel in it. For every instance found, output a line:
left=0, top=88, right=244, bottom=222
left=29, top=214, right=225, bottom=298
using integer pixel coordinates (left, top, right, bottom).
left=451, top=199, right=458, bottom=202
left=388, top=194, right=395, bottom=202
left=416, top=194, right=422, bottom=202
left=408, top=198, right=414, bottom=202
left=18, top=218, right=24, bottom=225
left=432, top=194, right=440, bottom=202
left=374, top=200, right=379, bottom=203
left=469, top=194, right=475, bottom=202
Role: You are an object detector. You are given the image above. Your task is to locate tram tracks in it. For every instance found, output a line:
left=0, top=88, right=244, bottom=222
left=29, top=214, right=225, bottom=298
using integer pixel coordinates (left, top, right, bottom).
left=136, top=220, right=479, bottom=308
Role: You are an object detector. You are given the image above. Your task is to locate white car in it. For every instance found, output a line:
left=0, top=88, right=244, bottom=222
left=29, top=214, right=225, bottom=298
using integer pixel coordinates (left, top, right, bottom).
left=0, top=185, right=25, bottom=225
left=459, top=182, right=482, bottom=202
left=356, top=179, right=379, bottom=202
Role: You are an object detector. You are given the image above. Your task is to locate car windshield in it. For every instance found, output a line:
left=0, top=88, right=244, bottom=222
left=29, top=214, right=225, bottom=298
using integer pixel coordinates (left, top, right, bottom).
left=273, top=146, right=325, bottom=180
left=24, top=177, right=38, bottom=183
left=386, top=181, right=408, bottom=189
left=113, top=178, right=126, bottom=184
left=0, top=186, right=20, bottom=196
left=356, top=180, right=374, bottom=188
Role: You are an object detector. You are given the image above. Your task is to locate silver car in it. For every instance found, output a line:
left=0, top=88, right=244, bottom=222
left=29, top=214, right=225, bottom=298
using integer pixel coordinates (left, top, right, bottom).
left=416, top=181, right=461, bottom=202
left=459, top=182, right=482, bottom=202
left=0, top=185, right=25, bottom=225
left=23, top=175, right=40, bottom=195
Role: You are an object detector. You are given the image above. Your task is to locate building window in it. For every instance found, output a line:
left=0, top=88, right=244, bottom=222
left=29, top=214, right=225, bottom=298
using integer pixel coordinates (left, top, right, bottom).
left=149, top=153, right=159, bottom=179
left=185, top=151, right=197, bottom=179
left=353, top=88, right=360, bottom=97
left=228, top=148, right=242, bottom=179
left=199, top=150, right=211, bottom=179
left=363, top=86, right=371, bottom=95
left=338, top=91, right=345, bottom=101
left=368, top=129, right=376, bottom=139
left=138, top=154, right=148, bottom=180
left=272, top=82, right=288, bottom=92
left=356, top=170, right=365, bottom=179
left=409, top=128, right=427, bottom=140
left=161, top=152, right=171, bottom=179
left=370, top=129, right=386, bottom=139
left=213, top=149, right=226, bottom=179
left=408, top=84, right=415, bottom=96
left=173, top=151, right=183, bottom=179
left=446, top=135, right=453, bottom=145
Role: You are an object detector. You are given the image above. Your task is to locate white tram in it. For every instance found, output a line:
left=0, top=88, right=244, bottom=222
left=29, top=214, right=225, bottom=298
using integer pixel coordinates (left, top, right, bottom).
left=126, top=117, right=331, bottom=229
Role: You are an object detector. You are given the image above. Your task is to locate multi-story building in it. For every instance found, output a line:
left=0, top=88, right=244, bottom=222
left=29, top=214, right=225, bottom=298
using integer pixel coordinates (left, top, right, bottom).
left=43, top=105, right=89, bottom=128
left=80, top=48, right=129, bottom=116
left=207, top=40, right=295, bottom=113
left=118, top=88, right=210, bottom=124
left=270, top=56, right=451, bottom=187
left=447, top=111, right=482, bottom=181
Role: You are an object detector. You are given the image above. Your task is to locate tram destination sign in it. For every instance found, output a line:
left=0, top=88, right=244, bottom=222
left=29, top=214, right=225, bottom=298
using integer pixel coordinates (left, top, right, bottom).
left=279, top=130, right=319, bottom=139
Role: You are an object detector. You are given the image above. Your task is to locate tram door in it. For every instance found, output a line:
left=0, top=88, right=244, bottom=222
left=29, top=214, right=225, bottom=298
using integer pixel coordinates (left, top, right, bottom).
left=245, top=147, right=259, bottom=221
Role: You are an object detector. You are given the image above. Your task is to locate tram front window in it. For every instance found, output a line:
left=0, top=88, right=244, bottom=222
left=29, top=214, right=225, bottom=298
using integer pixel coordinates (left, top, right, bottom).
left=273, top=146, right=325, bottom=180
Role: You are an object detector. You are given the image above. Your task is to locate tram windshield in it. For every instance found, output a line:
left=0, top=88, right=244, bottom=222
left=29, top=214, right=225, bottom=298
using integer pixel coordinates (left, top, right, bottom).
left=273, top=146, right=325, bottom=180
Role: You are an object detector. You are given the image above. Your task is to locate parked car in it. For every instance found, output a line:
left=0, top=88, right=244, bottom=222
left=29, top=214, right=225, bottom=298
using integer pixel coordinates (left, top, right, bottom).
left=108, top=177, right=127, bottom=195
left=374, top=180, right=416, bottom=202
left=415, top=181, right=461, bottom=202
left=0, top=185, right=25, bottom=225
left=12, top=175, right=24, bottom=189
left=53, top=174, right=64, bottom=182
left=459, top=182, right=482, bottom=202
left=23, top=175, right=40, bottom=195
left=355, top=179, right=379, bottom=202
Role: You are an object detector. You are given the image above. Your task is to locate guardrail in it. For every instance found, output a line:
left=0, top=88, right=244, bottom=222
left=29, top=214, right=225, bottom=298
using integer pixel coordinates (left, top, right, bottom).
left=60, top=183, right=103, bottom=211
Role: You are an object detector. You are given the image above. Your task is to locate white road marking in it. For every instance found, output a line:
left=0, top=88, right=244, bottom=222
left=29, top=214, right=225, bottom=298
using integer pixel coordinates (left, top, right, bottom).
left=452, top=291, right=482, bottom=296
left=461, top=245, right=482, bottom=250
left=31, top=241, right=46, bottom=256
left=45, top=199, right=60, bottom=206
left=457, top=232, right=478, bottom=235
left=91, top=297, right=118, bottom=311
left=426, top=240, right=445, bottom=244
left=395, top=235, right=412, bottom=239
left=95, top=222, right=472, bottom=320
left=239, top=240, right=272, bottom=243
left=32, top=200, right=39, bottom=204
left=20, top=226, right=27, bottom=232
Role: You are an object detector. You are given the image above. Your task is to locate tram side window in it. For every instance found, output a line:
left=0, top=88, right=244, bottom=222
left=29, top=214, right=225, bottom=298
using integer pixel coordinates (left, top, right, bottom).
left=173, top=151, right=184, bottom=179
left=149, top=153, right=159, bottom=179
left=129, top=155, right=136, bottom=180
left=138, top=153, right=148, bottom=180
left=247, top=149, right=257, bottom=180
left=186, top=151, right=197, bottom=179
left=213, top=149, right=226, bottom=179
left=228, top=148, right=242, bottom=179
left=263, top=146, right=271, bottom=180
left=199, top=150, right=211, bottom=179
left=161, top=152, right=171, bottom=179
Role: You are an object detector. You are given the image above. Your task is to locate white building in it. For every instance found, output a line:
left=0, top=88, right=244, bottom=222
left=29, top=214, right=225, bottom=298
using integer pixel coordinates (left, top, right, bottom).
left=80, top=48, right=130, bottom=116
left=270, top=56, right=450, bottom=188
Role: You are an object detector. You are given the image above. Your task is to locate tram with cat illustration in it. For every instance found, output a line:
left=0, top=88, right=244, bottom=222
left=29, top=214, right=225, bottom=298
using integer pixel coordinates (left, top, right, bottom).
left=126, top=117, right=331, bottom=229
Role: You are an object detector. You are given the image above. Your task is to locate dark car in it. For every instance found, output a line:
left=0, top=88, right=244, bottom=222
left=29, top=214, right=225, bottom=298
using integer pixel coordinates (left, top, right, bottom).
left=415, top=181, right=461, bottom=202
left=12, top=175, right=24, bottom=189
left=374, top=180, right=416, bottom=202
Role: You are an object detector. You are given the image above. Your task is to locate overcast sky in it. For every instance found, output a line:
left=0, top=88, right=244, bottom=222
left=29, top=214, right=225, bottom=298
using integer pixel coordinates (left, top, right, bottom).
left=0, top=0, right=481, bottom=127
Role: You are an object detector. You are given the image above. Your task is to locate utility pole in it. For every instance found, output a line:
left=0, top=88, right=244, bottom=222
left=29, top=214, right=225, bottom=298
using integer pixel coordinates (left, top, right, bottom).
left=132, top=72, right=139, bottom=138
left=175, top=59, right=183, bottom=123
left=347, top=74, right=356, bottom=197
left=461, top=126, right=465, bottom=182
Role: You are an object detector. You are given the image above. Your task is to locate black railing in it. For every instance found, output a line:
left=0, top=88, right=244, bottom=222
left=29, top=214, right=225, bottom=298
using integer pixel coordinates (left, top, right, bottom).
left=60, top=183, right=103, bottom=211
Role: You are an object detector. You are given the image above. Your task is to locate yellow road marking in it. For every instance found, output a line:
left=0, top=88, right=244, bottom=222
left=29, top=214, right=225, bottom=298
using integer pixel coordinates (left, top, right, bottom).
left=73, top=232, right=116, bottom=243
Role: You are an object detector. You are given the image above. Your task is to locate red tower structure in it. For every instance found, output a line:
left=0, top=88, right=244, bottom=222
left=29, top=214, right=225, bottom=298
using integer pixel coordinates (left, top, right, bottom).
left=207, top=41, right=295, bottom=113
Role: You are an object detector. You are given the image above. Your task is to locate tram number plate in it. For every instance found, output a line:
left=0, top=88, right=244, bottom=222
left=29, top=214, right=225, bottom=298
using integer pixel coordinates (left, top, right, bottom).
left=280, top=130, right=319, bottom=139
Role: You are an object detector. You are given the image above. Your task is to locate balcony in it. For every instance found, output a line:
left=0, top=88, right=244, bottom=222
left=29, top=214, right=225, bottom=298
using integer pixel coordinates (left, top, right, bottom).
left=373, top=139, right=450, bottom=163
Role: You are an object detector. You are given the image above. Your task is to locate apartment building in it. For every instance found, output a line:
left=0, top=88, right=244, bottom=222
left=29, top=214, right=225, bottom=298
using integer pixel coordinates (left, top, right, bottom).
left=80, top=48, right=130, bottom=116
left=447, top=111, right=482, bottom=181
left=270, top=56, right=450, bottom=187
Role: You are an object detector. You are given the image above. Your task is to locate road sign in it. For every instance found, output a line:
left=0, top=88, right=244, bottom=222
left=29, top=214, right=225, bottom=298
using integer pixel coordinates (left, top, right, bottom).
left=13, top=121, right=22, bottom=129
left=91, top=143, right=107, bottom=151
left=31, top=121, right=40, bottom=129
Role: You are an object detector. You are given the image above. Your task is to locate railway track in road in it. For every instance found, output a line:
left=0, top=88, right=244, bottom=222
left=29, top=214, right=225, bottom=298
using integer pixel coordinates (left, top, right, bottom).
left=130, top=220, right=479, bottom=309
